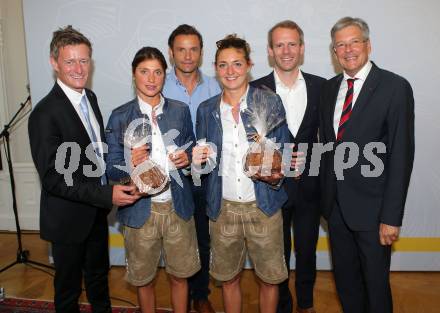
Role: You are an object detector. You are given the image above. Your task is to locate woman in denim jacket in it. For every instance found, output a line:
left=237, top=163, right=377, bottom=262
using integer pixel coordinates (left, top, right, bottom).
left=105, top=47, right=199, bottom=313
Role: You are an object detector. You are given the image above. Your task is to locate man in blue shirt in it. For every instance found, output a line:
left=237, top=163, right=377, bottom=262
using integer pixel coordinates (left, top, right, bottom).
left=162, top=24, right=221, bottom=313
left=163, top=24, right=221, bottom=131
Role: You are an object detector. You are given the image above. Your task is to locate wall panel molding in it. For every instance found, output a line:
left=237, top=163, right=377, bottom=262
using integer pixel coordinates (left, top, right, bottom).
left=0, top=162, right=40, bottom=230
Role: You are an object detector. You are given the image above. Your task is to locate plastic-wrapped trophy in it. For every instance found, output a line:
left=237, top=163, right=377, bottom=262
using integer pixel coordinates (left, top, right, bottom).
left=123, top=116, right=169, bottom=194
left=131, top=159, right=168, bottom=194
left=242, top=89, right=285, bottom=178
left=244, top=137, right=283, bottom=177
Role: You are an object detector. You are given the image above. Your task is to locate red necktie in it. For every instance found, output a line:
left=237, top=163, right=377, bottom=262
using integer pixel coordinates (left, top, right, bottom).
left=337, top=78, right=356, bottom=141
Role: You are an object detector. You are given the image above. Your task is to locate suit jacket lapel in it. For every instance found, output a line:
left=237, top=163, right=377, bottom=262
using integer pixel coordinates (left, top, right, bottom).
left=296, top=72, right=315, bottom=137
left=263, top=72, right=276, bottom=92
left=343, top=64, right=381, bottom=137
left=53, top=83, right=92, bottom=145
left=330, top=75, right=344, bottom=141
left=86, top=90, right=105, bottom=141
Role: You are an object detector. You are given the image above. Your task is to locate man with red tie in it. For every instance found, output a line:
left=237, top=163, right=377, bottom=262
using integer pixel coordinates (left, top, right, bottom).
left=319, top=17, right=414, bottom=313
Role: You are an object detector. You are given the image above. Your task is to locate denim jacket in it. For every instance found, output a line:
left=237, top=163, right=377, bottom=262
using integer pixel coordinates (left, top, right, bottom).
left=195, top=85, right=290, bottom=220
left=105, top=97, right=195, bottom=227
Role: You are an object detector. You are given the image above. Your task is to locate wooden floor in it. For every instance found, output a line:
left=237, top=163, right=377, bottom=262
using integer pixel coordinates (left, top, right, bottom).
left=0, top=232, right=439, bottom=312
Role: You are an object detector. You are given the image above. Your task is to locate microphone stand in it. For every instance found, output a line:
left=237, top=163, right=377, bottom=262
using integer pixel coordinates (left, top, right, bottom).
left=0, top=95, right=53, bottom=273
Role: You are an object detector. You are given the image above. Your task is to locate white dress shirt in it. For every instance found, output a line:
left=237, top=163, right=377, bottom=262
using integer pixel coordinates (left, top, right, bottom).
left=138, top=95, right=172, bottom=202
left=274, top=69, right=307, bottom=137
left=220, top=88, right=256, bottom=202
left=333, top=61, right=373, bottom=136
left=57, top=79, right=105, bottom=158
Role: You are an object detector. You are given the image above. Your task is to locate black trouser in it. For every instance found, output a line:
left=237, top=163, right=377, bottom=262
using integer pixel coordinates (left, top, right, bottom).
left=52, top=211, right=111, bottom=313
left=328, top=202, right=392, bottom=313
left=188, top=182, right=211, bottom=301
left=277, top=180, right=320, bottom=313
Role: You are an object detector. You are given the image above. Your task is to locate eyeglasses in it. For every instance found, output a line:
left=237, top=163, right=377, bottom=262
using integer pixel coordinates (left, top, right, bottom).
left=334, top=38, right=368, bottom=51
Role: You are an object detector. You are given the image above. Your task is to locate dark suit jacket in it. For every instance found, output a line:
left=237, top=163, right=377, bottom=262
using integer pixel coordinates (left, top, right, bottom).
left=319, top=63, right=415, bottom=230
left=29, top=83, right=113, bottom=244
left=250, top=71, right=326, bottom=202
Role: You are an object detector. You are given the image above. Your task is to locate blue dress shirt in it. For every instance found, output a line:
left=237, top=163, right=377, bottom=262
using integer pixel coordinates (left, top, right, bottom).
left=163, top=68, right=221, bottom=131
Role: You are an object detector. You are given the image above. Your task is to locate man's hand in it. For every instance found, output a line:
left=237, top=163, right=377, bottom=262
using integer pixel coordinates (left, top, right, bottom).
left=131, top=144, right=149, bottom=167
left=169, top=150, right=190, bottom=169
left=379, top=223, right=400, bottom=245
left=192, top=145, right=211, bottom=165
left=253, top=171, right=284, bottom=186
left=112, top=184, right=141, bottom=206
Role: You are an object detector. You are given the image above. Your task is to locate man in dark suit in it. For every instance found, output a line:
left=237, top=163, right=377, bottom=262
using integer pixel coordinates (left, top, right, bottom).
left=28, top=26, right=140, bottom=313
left=319, top=17, right=414, bottom=313
left=251, top=20, right=325, bottom=313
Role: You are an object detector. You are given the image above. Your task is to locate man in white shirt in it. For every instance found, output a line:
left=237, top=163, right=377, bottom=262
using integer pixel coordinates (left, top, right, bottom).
left=251, top=20, right=326, bottom=313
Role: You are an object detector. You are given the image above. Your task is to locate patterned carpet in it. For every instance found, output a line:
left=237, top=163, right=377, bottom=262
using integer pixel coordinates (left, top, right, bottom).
left=0, top=298, right=176, bottom=313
